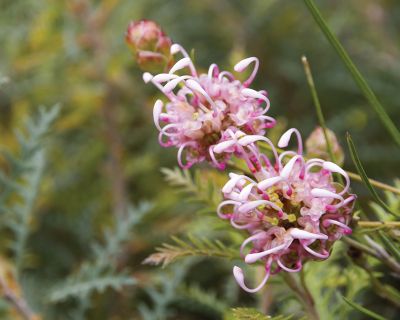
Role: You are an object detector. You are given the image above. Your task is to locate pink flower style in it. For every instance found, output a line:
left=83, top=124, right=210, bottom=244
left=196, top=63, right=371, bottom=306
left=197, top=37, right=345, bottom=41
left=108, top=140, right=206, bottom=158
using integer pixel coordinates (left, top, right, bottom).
left=216, top=128, right=356, bottom=293
left=143, top=43, right=276, bottom=169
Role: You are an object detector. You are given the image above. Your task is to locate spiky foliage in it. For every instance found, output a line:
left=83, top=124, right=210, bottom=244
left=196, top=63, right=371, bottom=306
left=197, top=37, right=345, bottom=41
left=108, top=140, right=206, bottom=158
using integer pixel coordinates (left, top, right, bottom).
left=161, top=167, right=222, bottom=215
left=139, top=260, right=194, bottom=320
left=0, top=105, right=60, bottom=273
left=143, top=234, right=239, bottom=267
left=48, top=203, right=151, bottom=304
left=179, top=284, right=229, bottom=315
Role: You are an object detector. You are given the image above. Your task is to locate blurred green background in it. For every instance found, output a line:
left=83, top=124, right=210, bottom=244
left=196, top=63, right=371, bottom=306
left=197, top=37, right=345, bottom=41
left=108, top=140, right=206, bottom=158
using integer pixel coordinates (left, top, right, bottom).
left=0, top=0, right=399, bottom=319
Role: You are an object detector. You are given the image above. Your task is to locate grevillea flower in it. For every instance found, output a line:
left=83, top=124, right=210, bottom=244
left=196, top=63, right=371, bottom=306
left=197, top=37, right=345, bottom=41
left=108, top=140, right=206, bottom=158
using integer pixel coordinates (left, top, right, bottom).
left=217, top=128, right=355, bottom=292
left=143, top=43, right=276, bottom=169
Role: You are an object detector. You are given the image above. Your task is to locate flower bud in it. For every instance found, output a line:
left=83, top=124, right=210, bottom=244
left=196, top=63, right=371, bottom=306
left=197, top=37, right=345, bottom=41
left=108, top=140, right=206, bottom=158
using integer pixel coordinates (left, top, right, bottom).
left=125, top=20, right=173, bottom=72
left=305, top=126, right=344, bottom=165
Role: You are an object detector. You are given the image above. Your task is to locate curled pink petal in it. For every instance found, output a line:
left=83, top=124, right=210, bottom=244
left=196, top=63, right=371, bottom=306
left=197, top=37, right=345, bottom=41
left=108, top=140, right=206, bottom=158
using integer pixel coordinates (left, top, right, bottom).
left=277, top=259, right=302, bottom=273
left=290, top=228, right=328, bottom=240
left=245, top=243, right=288, bottom=264
left=233, top=265, right=270, bottom=293
left=278, top=128, right=303, bottom=155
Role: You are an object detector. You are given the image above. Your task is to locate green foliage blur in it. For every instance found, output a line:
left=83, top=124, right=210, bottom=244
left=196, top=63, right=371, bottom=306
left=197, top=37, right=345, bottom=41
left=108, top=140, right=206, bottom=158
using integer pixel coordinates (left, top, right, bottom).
left=0, top=0, right=399, bottom=319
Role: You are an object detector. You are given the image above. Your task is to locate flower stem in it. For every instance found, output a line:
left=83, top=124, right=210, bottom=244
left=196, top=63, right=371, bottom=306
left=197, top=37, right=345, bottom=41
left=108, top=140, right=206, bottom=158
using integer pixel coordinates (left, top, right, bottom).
left=282, top=273, right=320, bottom=320
left=301, top=56, right=334, bottom=162
left=301, top=55, right=343, bottom=184
left=0, top=275, right=36, bottom=320
left=358, top=221, right=400, bottom=228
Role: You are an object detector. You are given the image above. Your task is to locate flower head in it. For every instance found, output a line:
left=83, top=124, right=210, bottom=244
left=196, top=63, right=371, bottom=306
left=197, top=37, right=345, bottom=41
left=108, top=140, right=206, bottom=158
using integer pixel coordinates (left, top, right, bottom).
left=126, top=20, right=173, bottom=72
left=217, top=128, right=355, bottom=292
left=144, top=44, right=275, bottom=169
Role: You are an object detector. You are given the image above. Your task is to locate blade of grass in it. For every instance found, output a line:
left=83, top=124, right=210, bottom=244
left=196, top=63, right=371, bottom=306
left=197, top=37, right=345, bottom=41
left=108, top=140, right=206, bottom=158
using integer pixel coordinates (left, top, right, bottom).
left=303, top=0, right=400, bottom=147
left=346, top=133, right=399, bottom=216
left=342, top=297, right=388, bottom=320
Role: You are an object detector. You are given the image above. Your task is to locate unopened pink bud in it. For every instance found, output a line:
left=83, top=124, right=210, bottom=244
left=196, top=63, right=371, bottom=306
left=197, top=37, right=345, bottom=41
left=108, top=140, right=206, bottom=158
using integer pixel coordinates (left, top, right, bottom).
left=125, top=20, right=173, bottom=72
left=305, top=126, right=344, bottom=165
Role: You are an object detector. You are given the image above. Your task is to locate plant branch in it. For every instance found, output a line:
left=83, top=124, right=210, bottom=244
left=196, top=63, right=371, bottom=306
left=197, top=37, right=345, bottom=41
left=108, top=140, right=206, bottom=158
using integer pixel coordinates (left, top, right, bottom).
left=358, top=221, right=400, bottom=228
left=0, top=275, right=37, bottom=320
left=342, top=237, right=400, bottom=274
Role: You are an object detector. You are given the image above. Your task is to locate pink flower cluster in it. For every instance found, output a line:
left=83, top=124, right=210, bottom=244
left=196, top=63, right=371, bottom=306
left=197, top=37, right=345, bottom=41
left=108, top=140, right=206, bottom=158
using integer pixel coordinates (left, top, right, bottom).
left=143, top=43, right=275, bottom=169
left=217, top=128, right=355, bottom=292
left=132, top=23, right=356, bottom=294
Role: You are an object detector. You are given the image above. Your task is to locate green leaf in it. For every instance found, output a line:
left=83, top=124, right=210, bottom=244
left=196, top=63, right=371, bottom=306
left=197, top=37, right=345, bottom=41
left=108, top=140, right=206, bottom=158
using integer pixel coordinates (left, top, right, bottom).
left=143, top=234, right=240, bottom=267
left=48, top=203, right=150, bottom=304
left=303, top=0, right=400, bottom=147
left=161, top=166, right=222, bottom=214
left=180, top=284, right=228, bottom=315
left=49, top=273, right=136, bottom=302
left=346, top=133, right=399, bottom=216
left=342, top=297, right=388, bottom=320
left=0, top=104, right=60, bottom=274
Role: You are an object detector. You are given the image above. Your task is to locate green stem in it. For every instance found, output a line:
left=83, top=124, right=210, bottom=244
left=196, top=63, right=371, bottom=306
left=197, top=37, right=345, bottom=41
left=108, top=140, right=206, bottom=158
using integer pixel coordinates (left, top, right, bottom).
left=301, top=55, right=343, bottom=185
left=282, top=273, right=320, bottom=320
left=301, top=56, right=335, bottom=162
left=358, top=221, right=400, bottom=228
left=303, top=0, right=400, bottom=147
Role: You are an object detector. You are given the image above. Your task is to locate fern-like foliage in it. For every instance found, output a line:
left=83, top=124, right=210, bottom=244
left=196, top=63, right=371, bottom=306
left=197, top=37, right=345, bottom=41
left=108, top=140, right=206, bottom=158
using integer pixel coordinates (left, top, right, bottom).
left=143, top=234, right=240, bottom=267
left=0, top=105, right=60, bottom=273
left=161, top=167, right=222, bottom=215
left=49, top=267, right=135, bottom=302
left=228, top=308, right=292, bottom=320
left=139, top=260, right=194, bottom=320
left=179, top=284, right=228, bottom=315
left=48, top=203, right=151, bottom=303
